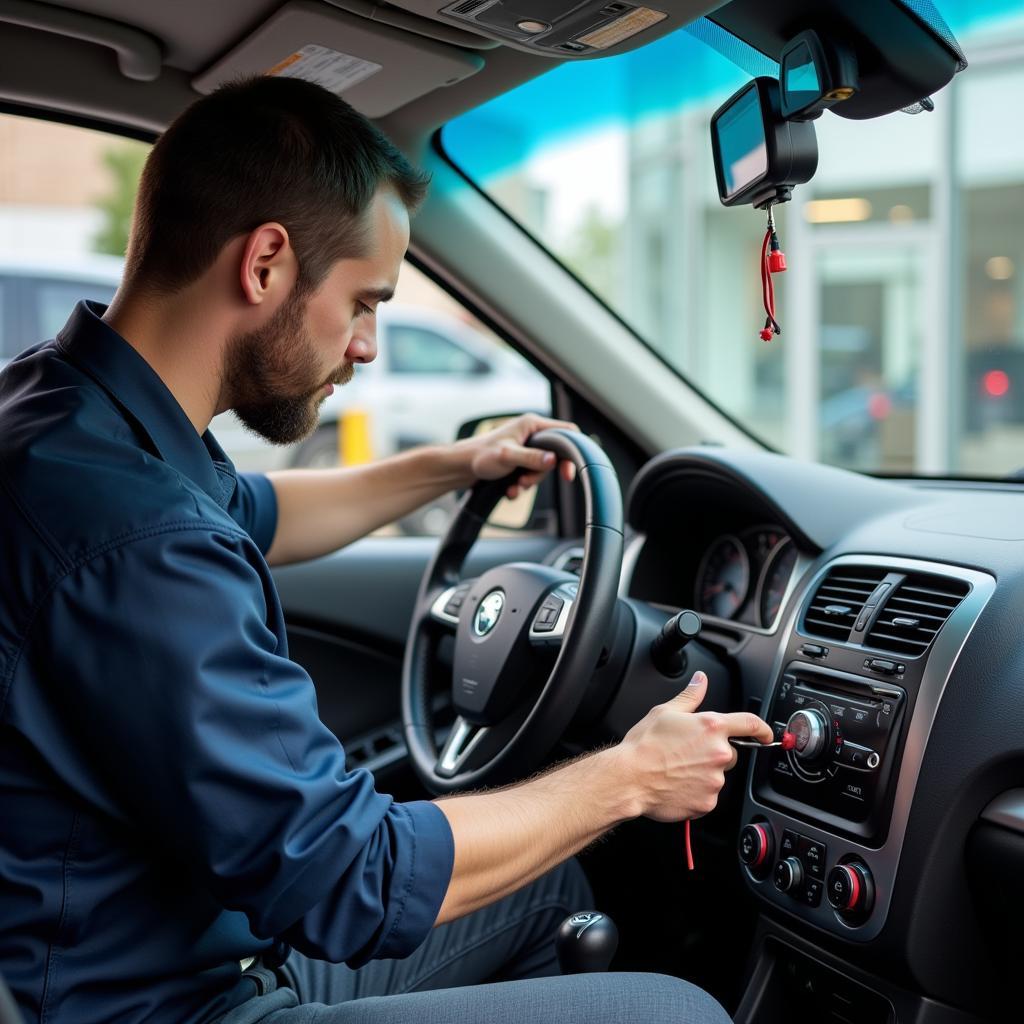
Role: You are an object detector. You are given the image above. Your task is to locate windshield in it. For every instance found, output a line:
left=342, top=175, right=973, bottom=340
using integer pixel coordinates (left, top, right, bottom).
left=443, top=1, right=1024, bottom=478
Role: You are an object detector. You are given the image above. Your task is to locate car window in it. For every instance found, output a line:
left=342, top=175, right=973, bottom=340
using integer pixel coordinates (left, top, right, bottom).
left=387, top=326, right=485, bottom=374
left=31, top=279, right=117, bottom=341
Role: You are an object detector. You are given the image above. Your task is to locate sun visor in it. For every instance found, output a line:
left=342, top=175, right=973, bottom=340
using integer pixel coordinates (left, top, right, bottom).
left=192, top=0, right=484, bottom=118
left=708, top=0, right=965, bottom=119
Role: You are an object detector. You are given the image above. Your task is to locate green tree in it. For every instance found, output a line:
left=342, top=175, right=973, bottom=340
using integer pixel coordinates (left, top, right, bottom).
left=92, top=143, right=148, bottom=256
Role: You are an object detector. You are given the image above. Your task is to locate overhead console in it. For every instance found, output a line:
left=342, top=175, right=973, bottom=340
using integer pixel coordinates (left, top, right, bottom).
left=739, top=555, right=995, bottom=941
left=430, top=0, right=701, bottom=58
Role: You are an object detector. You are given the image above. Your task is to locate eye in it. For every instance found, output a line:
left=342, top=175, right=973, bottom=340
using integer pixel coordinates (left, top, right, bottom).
left=355, top=301, right=374, bottom=318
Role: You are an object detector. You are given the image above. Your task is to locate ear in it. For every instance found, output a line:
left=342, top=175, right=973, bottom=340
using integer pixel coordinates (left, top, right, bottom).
left=238, top=223, right=295, bottom=306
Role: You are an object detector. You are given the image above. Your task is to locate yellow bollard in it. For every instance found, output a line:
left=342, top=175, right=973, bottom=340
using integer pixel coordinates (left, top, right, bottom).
left=339, top=408, right=373, bottom=466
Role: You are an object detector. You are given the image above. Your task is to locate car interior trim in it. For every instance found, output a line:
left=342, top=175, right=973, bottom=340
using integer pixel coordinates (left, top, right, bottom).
left=980, top=790, right=1024, bottom=836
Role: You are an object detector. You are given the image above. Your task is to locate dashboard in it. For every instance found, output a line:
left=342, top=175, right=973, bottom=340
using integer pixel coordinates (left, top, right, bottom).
left=614, top=446, right=1024, bottom=1022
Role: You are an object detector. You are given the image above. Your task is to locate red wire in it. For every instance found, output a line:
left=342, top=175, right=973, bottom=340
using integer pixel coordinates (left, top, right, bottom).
left=685, top=819, right=695, bottom=871
left=760, top=229, right=775, bottom=323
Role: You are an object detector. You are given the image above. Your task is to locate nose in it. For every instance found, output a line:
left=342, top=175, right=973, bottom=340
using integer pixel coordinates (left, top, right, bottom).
left=346, top=322, right=378, bottom=364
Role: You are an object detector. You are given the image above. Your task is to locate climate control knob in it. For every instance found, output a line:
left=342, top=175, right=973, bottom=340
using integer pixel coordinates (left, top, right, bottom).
left=739, top=823, right=773, bottom=876
left=827, top=861, right=874, bottom=919
left=773, top=856, right=804, bottom=894
left=786, top=708, right=830, bottom=762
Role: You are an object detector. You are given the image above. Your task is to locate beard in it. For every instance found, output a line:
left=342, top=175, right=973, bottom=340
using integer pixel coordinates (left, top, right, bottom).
left=224, top=290, right=353, bottom=445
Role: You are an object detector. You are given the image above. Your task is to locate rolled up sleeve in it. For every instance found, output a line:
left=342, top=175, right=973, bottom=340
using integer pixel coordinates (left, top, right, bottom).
left=36, top=524, right=453, bottom=964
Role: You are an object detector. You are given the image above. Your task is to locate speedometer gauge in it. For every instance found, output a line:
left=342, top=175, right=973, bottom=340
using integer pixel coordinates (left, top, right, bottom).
left=696, top=536, right=750, bottom=619
left=759, top=539, right=798, bottom=627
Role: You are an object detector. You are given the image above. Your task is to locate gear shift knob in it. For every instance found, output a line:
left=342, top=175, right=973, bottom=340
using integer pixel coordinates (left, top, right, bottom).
left=556, top=910, right=619, bottom=974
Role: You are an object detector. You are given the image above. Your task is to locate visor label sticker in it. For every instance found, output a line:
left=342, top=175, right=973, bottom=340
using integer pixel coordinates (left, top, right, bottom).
left=266, top=44, right=382, bottom=94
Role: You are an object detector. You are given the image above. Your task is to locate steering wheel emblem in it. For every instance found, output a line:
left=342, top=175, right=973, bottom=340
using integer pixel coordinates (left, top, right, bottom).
left=473, top=590, right=505, bottom=637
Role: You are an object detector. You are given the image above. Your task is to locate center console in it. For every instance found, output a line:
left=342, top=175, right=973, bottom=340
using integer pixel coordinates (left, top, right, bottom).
left=738, top=554, right=995, bottom=941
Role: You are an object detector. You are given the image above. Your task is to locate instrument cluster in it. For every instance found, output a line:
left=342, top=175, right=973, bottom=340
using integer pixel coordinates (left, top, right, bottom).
left=695, top=525, right=798, bottom=628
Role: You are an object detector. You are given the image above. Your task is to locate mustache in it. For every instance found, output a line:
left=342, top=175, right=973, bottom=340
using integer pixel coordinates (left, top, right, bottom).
left=320, top=361, right=355, bottom=391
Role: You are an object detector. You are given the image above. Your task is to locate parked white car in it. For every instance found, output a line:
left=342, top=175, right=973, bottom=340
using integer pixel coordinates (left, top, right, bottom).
left=0, top=255, right=123, bottom=360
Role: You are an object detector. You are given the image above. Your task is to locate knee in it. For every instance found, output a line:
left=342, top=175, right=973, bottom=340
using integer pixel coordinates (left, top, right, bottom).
left=631, top=973, right=732, bottom=1023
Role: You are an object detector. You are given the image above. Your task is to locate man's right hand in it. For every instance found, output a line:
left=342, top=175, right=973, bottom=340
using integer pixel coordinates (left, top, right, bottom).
left=434, top=669, right=773, bottom=924
left=610, top=671, right=774, bottom=823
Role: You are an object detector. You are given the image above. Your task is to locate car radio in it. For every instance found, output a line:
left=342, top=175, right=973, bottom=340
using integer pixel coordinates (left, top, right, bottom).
left=754, top=668, right=905, bottom=836
left=738, top=554, right=995, bottom=942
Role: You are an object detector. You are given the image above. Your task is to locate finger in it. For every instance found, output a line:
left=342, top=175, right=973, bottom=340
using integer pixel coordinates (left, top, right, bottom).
left=560, top=460, right=577, bottom=483
left=500, top=444, right=556, bottom=474
left=506, top=485, right=520, bottom=500
left=516, top=471, right=543, bottom=488
left=720, top=712, right=775, bottom=743
left=523, top=414, right=581, bottom=436
left=669, top=671, right=708, bottom=712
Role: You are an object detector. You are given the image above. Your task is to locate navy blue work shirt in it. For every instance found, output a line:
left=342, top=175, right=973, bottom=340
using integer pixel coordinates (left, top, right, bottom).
left=0, top=302, right=455, bottom=1023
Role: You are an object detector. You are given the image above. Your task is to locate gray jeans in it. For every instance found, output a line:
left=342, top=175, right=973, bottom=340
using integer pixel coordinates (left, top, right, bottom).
left=219, top=859, right=731, bottom=1024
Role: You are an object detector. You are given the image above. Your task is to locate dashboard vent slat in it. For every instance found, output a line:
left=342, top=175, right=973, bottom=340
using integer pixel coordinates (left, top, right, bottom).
left=865, top=573, right=970, bottom=658
left=802, top=566, right=887, bottom=643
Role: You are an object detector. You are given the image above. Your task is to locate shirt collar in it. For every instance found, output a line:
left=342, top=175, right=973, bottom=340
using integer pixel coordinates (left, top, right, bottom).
left=56, top=300, right=237, bottom=508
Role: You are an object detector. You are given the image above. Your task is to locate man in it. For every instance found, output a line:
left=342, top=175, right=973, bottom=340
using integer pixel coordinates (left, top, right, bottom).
left=0, top=77, right=772, bottom=1023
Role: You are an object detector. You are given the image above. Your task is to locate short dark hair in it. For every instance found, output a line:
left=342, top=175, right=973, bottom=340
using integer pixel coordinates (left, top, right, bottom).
left=125, top=76, right=429, bottom=294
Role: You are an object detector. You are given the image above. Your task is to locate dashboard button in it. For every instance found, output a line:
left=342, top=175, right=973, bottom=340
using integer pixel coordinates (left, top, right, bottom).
left=779, top=829, right=799, bottom=859
left=804, top=878, right=823, bottom=906
left=838, top=741, right=874, bottom=770
left=800, top=644, right=827, bottom=658
left=867, top=658, right=898, bottom=674
left=799, top=837, right=827, bottom=879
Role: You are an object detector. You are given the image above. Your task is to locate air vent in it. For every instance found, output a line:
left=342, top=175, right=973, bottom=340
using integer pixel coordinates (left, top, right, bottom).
left=449, top=0, right=491, bottom=16
left=866, top=573, right=970, bottom=657
left=803, top=567, right=888, bottom=642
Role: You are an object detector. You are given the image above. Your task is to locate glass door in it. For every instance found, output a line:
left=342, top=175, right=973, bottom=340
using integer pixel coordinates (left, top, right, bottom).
left=786, top=223, right=944, bottom=473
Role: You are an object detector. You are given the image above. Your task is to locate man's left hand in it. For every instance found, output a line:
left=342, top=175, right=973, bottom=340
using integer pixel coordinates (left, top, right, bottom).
left=456, top=413, right=580, bottom=500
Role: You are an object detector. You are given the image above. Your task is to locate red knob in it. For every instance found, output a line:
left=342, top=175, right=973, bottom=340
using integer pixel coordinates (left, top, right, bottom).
left=827, top=862, right=872, bottom=915
left=739, top=822, right=772, bottom=871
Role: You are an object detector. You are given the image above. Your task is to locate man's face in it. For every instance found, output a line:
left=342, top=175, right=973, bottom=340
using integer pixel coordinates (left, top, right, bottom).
left=226, top=188, right=410, bottom=445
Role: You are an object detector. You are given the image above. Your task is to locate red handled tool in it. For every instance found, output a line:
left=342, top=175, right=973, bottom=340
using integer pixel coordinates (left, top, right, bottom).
left=730, top=731, right=796, bottom=750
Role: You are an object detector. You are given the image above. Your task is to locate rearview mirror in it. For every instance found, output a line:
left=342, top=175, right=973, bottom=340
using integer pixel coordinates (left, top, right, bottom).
left=710, top=76, right=818, bottom=208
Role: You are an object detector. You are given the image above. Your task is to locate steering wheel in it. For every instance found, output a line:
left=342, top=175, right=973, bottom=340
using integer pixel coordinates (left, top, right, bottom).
left=401, top=429, right=623, bottom=794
